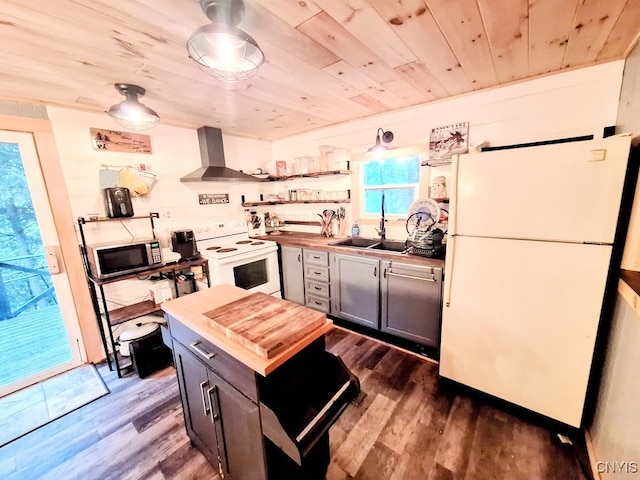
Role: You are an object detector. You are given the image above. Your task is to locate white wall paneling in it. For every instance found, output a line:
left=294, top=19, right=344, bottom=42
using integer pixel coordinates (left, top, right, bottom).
left=588, top=41, right=640, bottom=478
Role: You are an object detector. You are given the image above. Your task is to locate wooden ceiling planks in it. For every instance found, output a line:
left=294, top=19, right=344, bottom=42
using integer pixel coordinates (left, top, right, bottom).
left=241, top=1, right=340, bottom=69
left=426, top=0, right=499, bottom=89
left=297, top=11, right=398, bottom=85
left=563, top=0, right=629, bottom=67
left=394, top=61, right=449, bottom=101
left=369, top=0, right=474, bottom=96
left=478, top=0, right=529, bottom=84
left=597, top=0, right=640, bottom=60
left=0, top=0, right=638, bottom=140
left=528, top=0, right=578, bottom=76
left=247, top=0, right=322, bottom=28
left=312, top=0, right=418, bottom=69
left=322, top=60, right=410, bottom=110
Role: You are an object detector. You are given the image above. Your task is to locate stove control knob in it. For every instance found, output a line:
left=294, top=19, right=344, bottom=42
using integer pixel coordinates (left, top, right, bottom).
left=195, top=227, right=202, bottom=233
left=203, top=225, right=210, bottom=232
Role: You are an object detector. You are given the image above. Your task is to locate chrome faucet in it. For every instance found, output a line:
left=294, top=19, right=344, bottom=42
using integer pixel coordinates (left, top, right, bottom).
left=376, top=192, right=387, bottom=240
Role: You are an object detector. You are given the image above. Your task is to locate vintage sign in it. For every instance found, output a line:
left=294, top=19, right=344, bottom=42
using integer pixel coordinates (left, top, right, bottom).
left=90, top=128, right=152, bottom=154
left=429, top=122, right=469, bottom=160
left=198, top=193, right=230, bottom=205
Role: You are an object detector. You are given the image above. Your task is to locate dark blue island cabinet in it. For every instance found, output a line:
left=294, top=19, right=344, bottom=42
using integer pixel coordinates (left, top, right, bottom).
left=162, top=284, right=360, bottom=480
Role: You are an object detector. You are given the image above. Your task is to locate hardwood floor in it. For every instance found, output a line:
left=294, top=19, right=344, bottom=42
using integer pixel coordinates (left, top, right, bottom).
left=0, top=328, right=590, bottom=480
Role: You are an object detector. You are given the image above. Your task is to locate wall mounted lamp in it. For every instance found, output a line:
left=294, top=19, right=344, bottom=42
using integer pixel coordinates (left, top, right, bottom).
left=107, top=83, right=160, bottom=131
left=187, top=0, right=265, bottom=83
left=367, top=128, right=394, bottom=153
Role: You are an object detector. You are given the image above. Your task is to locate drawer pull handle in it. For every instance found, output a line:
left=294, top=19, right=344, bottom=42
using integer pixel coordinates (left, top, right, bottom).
left=315, top=301, right=322, bottom=305
left=190, top=341, right=216, bottom=359
left=313, top=255, right=321, bottom=259
left=386, top=270, right=435, bottom=282
left=207, top=386, right=219, bottom=423
left=200, top=381, right=211, bottom=416
left=314, top=286, right=321, bottom=290
left=314, top=271, right=321, bottom=275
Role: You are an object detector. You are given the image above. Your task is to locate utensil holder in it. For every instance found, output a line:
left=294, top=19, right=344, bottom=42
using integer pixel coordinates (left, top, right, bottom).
left=320, top=219, right=334, bottom=237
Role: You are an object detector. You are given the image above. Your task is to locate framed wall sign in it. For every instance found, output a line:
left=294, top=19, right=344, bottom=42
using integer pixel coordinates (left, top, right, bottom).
left=90, top=128, right=152, bottom=154
left=429, top=122, right=469, bottom=160
left=198, top=193, right=229, bottom=205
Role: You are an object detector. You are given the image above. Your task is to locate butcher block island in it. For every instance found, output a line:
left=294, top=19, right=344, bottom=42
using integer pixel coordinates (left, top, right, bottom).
left=162, top=284, right=360, bottom=480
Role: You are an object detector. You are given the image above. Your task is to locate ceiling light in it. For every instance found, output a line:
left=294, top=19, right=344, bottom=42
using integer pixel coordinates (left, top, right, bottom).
left=107, top=83, right=160, bottom=131
left=187, top=0, right=265, bottom=83
left=367, top=128, right=394, bottom=153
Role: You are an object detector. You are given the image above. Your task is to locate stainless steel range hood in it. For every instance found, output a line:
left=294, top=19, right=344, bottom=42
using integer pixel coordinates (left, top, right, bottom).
left=180, top=126, right=257, bottom=182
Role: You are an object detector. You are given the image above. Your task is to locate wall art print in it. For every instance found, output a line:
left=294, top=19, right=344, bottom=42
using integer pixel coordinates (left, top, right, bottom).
left=429, top=122, right=469, bottom=160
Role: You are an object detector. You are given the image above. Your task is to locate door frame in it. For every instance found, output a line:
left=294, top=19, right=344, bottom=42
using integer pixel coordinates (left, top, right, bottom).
left=0, top=114, right=103, bottom=370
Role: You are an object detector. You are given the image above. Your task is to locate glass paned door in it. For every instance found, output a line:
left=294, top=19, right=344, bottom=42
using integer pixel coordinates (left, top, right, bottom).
left=0, top=131, right=82, bottom=396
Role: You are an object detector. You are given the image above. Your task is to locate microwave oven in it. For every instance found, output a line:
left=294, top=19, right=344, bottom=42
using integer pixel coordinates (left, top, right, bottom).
left=85, top=238, right=163, bottom=279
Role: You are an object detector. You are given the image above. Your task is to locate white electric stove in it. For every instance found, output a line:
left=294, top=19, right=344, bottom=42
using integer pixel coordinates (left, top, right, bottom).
left=194, top=220, right=281, bottom=297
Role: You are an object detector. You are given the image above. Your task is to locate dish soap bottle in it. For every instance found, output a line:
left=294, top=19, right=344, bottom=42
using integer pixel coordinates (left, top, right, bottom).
left=351, top=220, right=360, bottom=238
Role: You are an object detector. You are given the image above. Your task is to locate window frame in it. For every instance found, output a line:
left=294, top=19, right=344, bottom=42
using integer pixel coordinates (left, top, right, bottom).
left=356, top=147, right=425, bottom=221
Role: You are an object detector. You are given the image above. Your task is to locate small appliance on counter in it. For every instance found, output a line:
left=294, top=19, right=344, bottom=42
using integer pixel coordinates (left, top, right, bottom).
left=247, top=211, right=266, bottom=237
left=103, top=187, right=134, bottom=218
left=171, top=229, right=199, bottom=261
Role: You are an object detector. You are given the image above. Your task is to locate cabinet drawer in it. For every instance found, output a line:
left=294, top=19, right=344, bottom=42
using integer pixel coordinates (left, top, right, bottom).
left=305, top=266, right=329, bottom=282
left=304, top=249, right=329, bottom=266
left=168, top=315, right=258, bottom=402
left=306, top=280, right=330, bottom=298
left=259, top=350, right=360, bottom=466
left=305, top=294, right=330, bottom=313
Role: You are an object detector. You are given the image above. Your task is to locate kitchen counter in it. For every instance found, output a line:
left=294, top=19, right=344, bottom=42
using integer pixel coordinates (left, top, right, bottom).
left=256, top=231, right=445, bottom=268
left=161, top=284, right=332, bottom=376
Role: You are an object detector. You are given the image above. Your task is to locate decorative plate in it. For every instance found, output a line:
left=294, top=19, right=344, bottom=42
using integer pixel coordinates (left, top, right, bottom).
left=406, top=199, right=441, bottom=233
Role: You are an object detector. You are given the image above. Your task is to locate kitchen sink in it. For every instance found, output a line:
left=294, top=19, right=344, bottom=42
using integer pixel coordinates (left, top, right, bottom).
left=368, top=240, right=408, bottom=253
left=330, top=237, right=408, bottom=253
left=330, top=237, right=381, bottom=248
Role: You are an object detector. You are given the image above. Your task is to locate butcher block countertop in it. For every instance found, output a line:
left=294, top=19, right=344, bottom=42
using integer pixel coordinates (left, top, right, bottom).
left=255, top=231, right=445, bottom=268
left=162, top=284, right=333, bottom=376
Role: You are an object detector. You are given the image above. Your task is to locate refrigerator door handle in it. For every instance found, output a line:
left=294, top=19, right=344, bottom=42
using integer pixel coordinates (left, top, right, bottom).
left=448, top=154, right=460, bottom=236
left=443, top=236, right=455, bottom=307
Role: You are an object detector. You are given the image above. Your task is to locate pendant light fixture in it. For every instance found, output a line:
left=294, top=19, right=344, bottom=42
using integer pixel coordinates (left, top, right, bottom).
left=107, top=83, right=160, bottom=131
left=187, top=0, right=265, bottom=83
left=367, top=128, right=394, bottom=153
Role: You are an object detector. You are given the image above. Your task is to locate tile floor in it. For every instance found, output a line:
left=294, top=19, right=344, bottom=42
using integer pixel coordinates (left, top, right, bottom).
left=0, top=364, right=109, bottom=447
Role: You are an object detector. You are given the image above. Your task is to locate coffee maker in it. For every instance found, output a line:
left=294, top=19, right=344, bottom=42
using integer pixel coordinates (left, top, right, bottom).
left=171, top=230, right=199, bottom=261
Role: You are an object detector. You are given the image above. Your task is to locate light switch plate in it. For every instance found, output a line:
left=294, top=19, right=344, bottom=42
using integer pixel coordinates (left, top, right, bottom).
left=45, top=245, right=60, bottom=274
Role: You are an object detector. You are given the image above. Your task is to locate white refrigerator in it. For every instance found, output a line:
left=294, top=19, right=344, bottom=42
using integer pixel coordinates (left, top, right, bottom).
left=439, top=135, right=633, bottom=428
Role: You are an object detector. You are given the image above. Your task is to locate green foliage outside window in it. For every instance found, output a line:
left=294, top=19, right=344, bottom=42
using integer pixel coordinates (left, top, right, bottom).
left=362, top=155, right=420, bottom=216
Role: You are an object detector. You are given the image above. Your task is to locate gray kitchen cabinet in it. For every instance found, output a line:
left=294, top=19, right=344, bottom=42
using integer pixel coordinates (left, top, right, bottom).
left=381, top=260, right=443, bottom=349
left=172, top=341, right=219, bottom=466
left=172, top=340, right=267, bottom=480
left=330, top=252, right=379, bottom=328
left=281, top=245, right=305, bottom=304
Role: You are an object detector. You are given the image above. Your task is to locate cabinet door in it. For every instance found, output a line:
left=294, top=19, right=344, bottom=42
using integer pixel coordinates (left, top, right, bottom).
left=330, top=253, right=379, bottom=328
left=281, top=246, right=305, bottom=304
left=381, top=261, right=442, bottom=348
left=172, top=341, right=219, bottom=466
left=208, top=369, right=267, bottom=480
